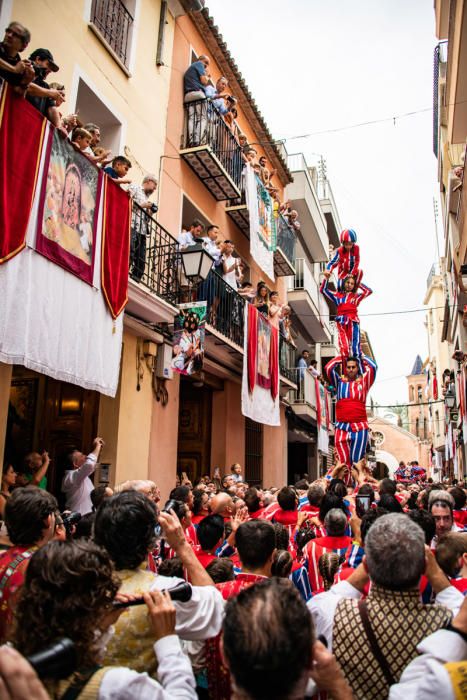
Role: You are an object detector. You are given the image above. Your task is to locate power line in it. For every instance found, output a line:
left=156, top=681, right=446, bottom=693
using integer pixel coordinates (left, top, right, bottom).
left=370, top=399, right=445, bottom=408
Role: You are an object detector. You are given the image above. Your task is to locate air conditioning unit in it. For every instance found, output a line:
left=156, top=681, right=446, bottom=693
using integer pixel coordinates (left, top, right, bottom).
left=156, top=342, right=173, bottom=380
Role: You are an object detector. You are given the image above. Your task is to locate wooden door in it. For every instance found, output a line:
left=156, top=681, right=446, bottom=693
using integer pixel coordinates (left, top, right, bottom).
left=37, top=378, right=100, bottom=499
left=177, top=379, right=212, bottom=483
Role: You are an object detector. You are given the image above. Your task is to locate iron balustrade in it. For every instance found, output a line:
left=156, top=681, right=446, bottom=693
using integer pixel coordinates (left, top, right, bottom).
left=276, top=213, right=296, bottom=266
left=197, top=270, right=245, bottom=346
left=182, top=99, right=243, bottom=190
left=91, top=0, right=133, bottom=66
left=130, top=204, right=181, bottom=306
left=279, top=336, right=296, bottom=381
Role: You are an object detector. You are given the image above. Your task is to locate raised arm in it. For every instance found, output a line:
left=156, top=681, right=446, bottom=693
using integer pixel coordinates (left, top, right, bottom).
left=361, top=355, right=377, bottom=389
left=355, top=282, right=372, bottom=305
left=326, top=249, right=340, bottom=272
left=320, top=278, right=339, bottom=305
left=325, top=355, right=342, bottom=389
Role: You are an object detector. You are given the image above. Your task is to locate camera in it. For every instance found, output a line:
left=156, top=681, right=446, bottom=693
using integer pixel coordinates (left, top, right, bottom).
left=154, top=499, right=179, bottom=539
left=62, top=511, right=82, bottom=536
left=149, top=202, right=158, bottom=214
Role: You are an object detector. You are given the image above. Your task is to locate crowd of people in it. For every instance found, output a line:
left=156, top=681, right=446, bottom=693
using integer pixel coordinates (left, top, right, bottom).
left=0, top=442, right=466, bottom=699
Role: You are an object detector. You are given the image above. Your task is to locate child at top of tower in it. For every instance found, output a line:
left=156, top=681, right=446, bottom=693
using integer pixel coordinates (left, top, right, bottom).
left=324, top=228, right=362, bottom=291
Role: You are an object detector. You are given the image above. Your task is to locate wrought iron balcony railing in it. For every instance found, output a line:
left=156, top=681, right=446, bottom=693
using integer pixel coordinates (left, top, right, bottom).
left=130, top=204, right=181, bottom=306
left=180, top=99, right=243, bottom=200
left=91, top=0, right=133, bottom=67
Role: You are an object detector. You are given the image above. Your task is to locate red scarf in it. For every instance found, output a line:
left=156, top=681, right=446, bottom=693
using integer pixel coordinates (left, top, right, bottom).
left=336, top=397, right=367, bottom=423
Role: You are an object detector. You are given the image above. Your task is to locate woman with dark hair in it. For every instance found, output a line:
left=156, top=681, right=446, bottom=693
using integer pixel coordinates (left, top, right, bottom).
left=192, top=488, right=209, bottom=526
left=13, top=539, right=196, bottom=698
left=253, top=283, right=269, bottom=315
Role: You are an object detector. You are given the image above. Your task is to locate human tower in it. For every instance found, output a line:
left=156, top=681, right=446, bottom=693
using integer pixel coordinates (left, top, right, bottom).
left=319, top=229, right=377, bottom=485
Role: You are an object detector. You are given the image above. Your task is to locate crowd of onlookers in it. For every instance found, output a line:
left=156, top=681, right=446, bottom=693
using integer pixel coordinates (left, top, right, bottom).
left=0, top=441, right=466, bottom=698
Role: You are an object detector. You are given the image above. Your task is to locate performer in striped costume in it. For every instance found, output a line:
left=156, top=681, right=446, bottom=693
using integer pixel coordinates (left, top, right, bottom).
left=325, top=354, right=377, bottom=484
left=326, top=228, right=362, bottom=291
left=320, top=274, right=372, bottom=365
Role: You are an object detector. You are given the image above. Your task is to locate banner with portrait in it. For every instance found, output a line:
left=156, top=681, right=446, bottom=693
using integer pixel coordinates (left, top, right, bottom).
left=171, top=301, right=207, bottom=376
left=244, top=164, right=275, bottom=281
left=315, top=378, right=330, bottom=454
left=242, top=304, right=280, bottom=426
left=36, top=129, right=102, bottom=284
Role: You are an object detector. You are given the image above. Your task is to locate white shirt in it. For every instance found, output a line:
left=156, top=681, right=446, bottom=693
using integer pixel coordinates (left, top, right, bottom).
left=178, top=230, right=196, bottom=250
left=308, top=580, right=464, bottom=651
left=389, top=629, right=467, bottom=700
left=149, top=574, right=224, bottom=641
left=222, top=254, right=238, bottom=289
left=61, top=453, right=97, bottom=514
left=202, top=237, right=221, bottom=263
left=99, top=635, right=196, bottom=699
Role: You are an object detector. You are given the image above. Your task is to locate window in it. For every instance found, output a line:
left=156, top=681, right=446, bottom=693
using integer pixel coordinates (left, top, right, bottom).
left=410, top=386, right=415, bottom=402
left=245, top=418, right=263, bottom=485
left=74, top=77, right=123, bottom=156
left=90, top=0, right=136, bottom=69
left=415, top=418, right=420, bottom=437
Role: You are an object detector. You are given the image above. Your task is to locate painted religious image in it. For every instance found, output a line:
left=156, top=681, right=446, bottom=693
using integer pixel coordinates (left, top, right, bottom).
left=36, top=129, right=102, bottom=284
left=171, top=301, right=207, bottom=376
left=257, top=312, right=271, bottom=389
left=256, top=176, right=276, bottom=251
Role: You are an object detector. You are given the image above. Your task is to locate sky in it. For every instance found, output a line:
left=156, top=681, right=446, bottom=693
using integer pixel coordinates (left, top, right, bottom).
left=206, top=0, right=441, bottom=406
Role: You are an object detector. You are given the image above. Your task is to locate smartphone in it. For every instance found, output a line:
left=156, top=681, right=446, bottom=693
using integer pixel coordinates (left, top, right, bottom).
left=355, top=494, right=371, bottom=518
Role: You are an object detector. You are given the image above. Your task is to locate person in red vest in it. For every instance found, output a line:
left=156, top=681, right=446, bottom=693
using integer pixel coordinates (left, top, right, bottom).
left=272, top=486, right=299, bottom=528
left=303, top=508, right=352, bottom=592
left=300, top=482, right=325, bottom=516
left=194, top=514, right=225, bottom=568
left=191, top=488, right=209, bottom=526
left=451, top=486, right=467, bottom=529
left=244, top=487, right=265, bottom=520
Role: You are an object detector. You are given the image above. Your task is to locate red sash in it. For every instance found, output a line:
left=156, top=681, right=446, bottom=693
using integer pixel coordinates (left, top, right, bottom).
left=337, top=302, right=358, bottom=320
left=336, top=398, right=367, bottom=423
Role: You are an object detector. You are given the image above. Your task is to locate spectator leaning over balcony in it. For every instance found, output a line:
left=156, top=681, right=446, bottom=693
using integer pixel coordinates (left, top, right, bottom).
left=71, top=127, right=92, bottom=152
left=179, top=218, right=205, bottom=250
left=128, top=175, right=158, bottom=283
left=258, top=155, right=277, bottom=189
left=25, top=48, right=64, bottom=128
left=104, top=155, right=132, bottom=185
left=82, top=122, right=112, bottom=164
left=184, top=54, right=210, bottom=146
left=0, top=21, right=34, bottom=91
left=204, top=75, right=229, bottom=114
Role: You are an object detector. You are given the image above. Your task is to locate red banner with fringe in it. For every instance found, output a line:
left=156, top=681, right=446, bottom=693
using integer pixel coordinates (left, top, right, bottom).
left=101, top=177, right=131, bottom=319
left=0, top=84, right=46, bottom=264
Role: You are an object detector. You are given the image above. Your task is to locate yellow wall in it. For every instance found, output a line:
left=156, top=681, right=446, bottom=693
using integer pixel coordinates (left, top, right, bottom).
left=148, top=373, right=181, bottom=501
left=0, top=363, right=13, bottom=462
left=10, top=0, right=175, bottom=178
left=98, top=331, right=153, bottom=485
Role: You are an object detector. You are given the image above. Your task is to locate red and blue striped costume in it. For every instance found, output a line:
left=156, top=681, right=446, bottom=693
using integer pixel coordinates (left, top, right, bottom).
left=325, top=354, right=377, bottom=482
left=326, top=229, right=362, bottom=291
left=320, top=278, right=372, bottom=361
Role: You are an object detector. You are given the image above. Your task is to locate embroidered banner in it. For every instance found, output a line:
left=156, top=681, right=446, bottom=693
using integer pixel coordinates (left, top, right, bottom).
left=0, top=84, right=46, bottom=264
left=36, top=128, right=102, bottom=284
left=244, top=164, right=275, bottom=281
left=171, top=301, right=207, bottom=375
left=242, top=304, right=280, bottom=426
left=101, top=176, right=131, bottom=319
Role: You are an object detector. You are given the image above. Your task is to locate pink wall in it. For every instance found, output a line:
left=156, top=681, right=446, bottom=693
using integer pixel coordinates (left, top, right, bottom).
left=148, top=373, right=181, bottom=501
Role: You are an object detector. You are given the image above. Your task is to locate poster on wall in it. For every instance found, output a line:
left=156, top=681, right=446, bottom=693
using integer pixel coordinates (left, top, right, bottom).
left=36, top=129, right=102, bottom=284
left=171, top=301, right=207, bottom=375
left=241, top=304, right=280, bottom=426
left=315, top=378, right=329, bottom=454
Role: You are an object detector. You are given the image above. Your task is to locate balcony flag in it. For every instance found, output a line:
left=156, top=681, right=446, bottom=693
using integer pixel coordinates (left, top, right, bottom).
left=243, top=163, right=275, bottom=281
left=101, top=177, right=131, bottom=319
left=171, top=302, right=206, bottom=375
left=242, top=304, right=280, bottom=426
left=0, top=84, right=46, bottom=264
left=36, top=128, right=102, bottom=284
left=315, top=377, right=330, bottom=454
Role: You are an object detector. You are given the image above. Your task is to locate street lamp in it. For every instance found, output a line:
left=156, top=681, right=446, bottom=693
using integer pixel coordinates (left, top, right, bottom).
left=445, top=387, right=456, bottom=409
left=180, top=244, right=214, bottom=284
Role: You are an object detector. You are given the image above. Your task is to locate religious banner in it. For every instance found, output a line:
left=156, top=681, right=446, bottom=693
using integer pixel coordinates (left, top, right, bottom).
left=171, top=301, right=206, bottom=375
left=242, top=304, right=280, bottom=426
left=101, top=176, right=131, bottom=318
left=315, top=378, right=330, bottom=454
left=36, top=128, right=102, bottom=284
left=0, top=84, right=47, bottom=264
left=243, top=163, right=275, bottom=281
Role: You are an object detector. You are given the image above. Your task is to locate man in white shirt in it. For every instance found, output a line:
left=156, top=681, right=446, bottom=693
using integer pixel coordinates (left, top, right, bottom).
left=128, top=175, right=158, bottom=282
left=178, top=218, right=204, bottom=250
left=61, top=437, right=104, bottom=514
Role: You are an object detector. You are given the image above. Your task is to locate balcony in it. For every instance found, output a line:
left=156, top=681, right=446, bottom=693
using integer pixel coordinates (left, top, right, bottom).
left=126, top=205, right=181, bottom=324
left=180, top=100, right=243, bottom=201
left=288, top=259, right=331, bottom=343
left=286, top=153, right=329, bottom=261
left=90, top=0, right=133, bottom=69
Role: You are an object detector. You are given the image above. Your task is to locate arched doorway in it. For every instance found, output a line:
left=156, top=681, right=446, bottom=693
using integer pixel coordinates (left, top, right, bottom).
left=375, top=449, right=399, bottom=478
